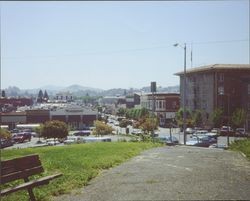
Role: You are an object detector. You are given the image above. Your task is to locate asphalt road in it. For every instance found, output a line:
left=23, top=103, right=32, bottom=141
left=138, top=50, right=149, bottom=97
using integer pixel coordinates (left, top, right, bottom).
left=53, top=146, right=250, bottom=201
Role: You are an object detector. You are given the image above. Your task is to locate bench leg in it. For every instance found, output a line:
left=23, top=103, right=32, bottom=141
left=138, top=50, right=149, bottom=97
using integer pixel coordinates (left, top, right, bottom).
left=27, top=188, right=36, bottom=201
left=24, top=178, right=36, bottom=201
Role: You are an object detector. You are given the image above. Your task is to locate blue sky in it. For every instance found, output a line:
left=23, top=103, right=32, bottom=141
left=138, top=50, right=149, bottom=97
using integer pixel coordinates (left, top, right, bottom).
left=1, top=1, right=249, bottom=90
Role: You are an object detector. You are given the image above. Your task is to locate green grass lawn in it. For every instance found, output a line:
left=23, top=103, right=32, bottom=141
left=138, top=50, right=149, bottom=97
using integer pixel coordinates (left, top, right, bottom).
left=229, top=139, right=250, bottom=160
left=1, top=142, right=161, bottom=201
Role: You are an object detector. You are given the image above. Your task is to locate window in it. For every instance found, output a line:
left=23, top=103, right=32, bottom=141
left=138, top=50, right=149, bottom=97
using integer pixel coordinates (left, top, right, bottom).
left=218, top=86, right=224, bottom=95
left=172, top=101, right=177, bottom=109
left=219, top=73, right=224, bottom=82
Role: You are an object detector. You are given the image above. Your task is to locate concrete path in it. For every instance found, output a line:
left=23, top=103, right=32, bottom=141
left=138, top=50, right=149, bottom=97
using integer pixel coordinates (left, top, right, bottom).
left=53, top=146, right=250, bottom=201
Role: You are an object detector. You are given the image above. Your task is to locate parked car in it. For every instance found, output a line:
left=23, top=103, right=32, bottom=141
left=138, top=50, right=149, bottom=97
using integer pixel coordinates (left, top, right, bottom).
left=186, top=128, right=195, bottom=134
left=73, top=130, right=91, bottom=136
left=154, top=136, right=179, bottom=145
left=64, top=136, right=85, bottom=144
left=165, top=136, right=179, bottom=145
left=211, top=128, right=220, bottom=134
left=186, top=135, right=216, bottom=147
left=0, top=138, right=14, bottom=149
left=235, top=128, right=246, bottom=136
left=12, top=132, right=31, bottom=143
left=220, top=126, right=234, bottom=136
left=46, top=139, right=60, bottom=146
left=191, top=130, right=208, bottom=138
left=131, top=129, right=142, bottom=135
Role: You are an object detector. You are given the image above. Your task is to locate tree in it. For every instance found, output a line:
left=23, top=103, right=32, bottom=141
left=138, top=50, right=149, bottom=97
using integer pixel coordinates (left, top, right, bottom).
left=1, top=90, right=6, bottom=98
left=176, top=108, right=194, bottom=128
left=193, top=110, right=203, bottom=127
left=34, top=125, right=44, bottom=141
left=210, top=108, right=224, bottom=128
left=231, top=108, right=247, bottom=129
left=37, top=90, right=44, bottom=103
left=43, top=90, right=49, bottom=101
left=41, top=120, right=68, bottom=139
left=0, top=128, right=11, bottom=139
left=93, top=120, right=113, bottom=136
left=117, top=108, right=127, bottom=117
left=140, top=117, right=158, bottom=135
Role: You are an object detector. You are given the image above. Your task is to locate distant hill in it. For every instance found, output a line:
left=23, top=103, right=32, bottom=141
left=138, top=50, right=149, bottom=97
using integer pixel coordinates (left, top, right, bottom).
left=3, top=84, right=179, bottom=98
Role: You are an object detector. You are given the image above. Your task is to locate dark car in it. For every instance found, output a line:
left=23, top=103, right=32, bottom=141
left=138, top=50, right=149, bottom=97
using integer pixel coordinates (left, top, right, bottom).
left=220, top=126, right=234, bottom=136
left=186, top=136, right=216, bottom=147
left=73, top=130, right=91, bottom=136
left=235, top=128, right=246, bottom=136
left=165, top=136, right=179, bottom=145
left=0, top=138, right=14, bottom=149
left=154, top=136, right=179, bottom=145
left=12, top=132, right=32, bottom=143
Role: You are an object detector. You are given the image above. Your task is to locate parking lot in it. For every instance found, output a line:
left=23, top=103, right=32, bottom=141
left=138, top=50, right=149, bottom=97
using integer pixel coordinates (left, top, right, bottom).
left=2, top=125, right=249, bottom=150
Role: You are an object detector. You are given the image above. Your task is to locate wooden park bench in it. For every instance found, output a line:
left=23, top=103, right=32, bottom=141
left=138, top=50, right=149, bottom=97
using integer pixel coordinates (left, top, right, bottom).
left=0, top=154, right=62, bottom=201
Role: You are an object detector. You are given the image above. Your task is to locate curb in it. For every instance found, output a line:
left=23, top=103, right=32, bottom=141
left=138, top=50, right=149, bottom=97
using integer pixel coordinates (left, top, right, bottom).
left=240, top=151, right=247, bottom=158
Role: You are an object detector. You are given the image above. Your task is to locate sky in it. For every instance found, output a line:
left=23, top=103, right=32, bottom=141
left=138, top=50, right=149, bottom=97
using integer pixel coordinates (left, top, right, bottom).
left=1, top=1, right=249, bottom=90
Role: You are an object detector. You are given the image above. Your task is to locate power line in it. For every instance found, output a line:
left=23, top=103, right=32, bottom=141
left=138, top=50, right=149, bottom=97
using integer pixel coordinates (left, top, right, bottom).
left=2, top=39, right=249, bottom=59
left=190, top=39, right=249, bottom=45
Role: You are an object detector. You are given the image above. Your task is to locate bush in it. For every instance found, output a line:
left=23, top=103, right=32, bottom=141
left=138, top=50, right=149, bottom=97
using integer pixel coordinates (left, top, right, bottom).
left=41, top=120, right=68, bottom=139
left=0, top=128, right=11, bottom=139
left=229, top=139, right=250, bottom=159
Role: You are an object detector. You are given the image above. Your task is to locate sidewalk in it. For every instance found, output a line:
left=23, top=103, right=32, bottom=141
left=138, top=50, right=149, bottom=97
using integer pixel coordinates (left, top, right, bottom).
left=53, top=146, right=250, bottom=201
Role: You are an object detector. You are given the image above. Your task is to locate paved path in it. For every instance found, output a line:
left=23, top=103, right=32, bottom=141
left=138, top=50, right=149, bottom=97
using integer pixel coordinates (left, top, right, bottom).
left=54, top=146, right=250, bottom=201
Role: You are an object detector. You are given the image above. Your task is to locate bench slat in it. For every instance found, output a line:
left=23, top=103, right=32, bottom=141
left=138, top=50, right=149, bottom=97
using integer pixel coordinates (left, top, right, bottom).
left=1, top=155, right=42, bottom=175
left=1, top=166, right=44, bottom=184
left=0, top=173, right=62, bottom=196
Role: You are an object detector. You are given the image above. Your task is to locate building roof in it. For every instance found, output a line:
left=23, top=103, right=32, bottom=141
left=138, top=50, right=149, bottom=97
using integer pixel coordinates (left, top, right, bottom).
left=175, top=64, right=250, bottom=75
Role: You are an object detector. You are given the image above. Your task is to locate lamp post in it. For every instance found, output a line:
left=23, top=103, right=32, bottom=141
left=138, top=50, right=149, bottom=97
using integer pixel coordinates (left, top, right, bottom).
left=151, top=82, right=156, bottom=138
left=174, top=43, right=187, bottom=145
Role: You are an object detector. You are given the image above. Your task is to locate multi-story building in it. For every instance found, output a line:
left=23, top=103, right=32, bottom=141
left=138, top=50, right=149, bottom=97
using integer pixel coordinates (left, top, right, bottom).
left=140, top=93, right=180, bottom=127
left=175, top=64, right=250, bottom=129
left=0, top=98, right=33, bottom=112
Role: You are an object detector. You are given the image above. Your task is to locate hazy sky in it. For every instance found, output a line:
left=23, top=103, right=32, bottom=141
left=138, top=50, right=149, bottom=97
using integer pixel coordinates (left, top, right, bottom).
left=1, top=1, right=249, bottom=90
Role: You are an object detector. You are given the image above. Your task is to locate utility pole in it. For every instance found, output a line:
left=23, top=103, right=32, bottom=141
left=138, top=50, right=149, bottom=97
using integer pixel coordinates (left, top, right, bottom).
left=183, top=43, right=187, bottom=145
left=174, top=43, right=187, bottom=145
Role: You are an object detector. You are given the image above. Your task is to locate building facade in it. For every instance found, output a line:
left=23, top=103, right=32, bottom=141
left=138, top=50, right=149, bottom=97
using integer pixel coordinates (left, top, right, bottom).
left=140, top=93, right=180, bottom=127
left=175, top=64, right=250, bottom=130
left=0, top=105, right=97, bottom=130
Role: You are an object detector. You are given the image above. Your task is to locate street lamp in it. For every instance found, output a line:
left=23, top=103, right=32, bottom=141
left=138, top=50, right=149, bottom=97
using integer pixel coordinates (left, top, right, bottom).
left=174, top=43, right=187, bottom=145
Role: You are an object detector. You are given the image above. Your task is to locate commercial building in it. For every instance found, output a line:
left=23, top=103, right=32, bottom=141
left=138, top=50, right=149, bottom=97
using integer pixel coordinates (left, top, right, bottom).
left=140, top=93, right=180, bottom=127
left=0, top=104, right=97, bottom=130
left=175, top=64, right=250, bottom=129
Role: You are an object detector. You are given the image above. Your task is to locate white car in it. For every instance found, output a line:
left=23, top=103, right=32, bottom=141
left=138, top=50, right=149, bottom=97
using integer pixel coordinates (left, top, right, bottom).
left=46, top=139, right=60, bottom=146
left=131, top=129, right=142, bottom=135
left=186, top=128, right=194, bottom=134
left=64, top=136, right=85, bottom=144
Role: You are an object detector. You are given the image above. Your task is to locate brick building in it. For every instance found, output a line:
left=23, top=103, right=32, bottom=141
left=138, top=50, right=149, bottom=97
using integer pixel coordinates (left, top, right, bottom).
left=140, top=93, right=180, bottom=127
left=0, top=98, right=33, bottom=112
left=175, top=64, right=250, bottom=130
left=0, top=106, right=97, bottom=130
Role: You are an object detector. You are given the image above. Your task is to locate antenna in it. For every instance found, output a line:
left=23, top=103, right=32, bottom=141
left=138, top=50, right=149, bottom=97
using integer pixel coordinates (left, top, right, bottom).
left=191, top=42, right=193, bottom=68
